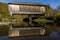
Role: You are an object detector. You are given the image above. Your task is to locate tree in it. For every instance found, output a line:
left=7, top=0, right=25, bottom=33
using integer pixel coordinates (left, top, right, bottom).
left=52, top=5, right=60, bottom=20
left=56, top=6, right=60, bottom=11
left=45, top=4, right=54, bottom=18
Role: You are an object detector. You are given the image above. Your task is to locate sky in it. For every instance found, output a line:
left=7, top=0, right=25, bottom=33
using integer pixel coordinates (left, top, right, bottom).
left=0, top=0, right=60, bottom=9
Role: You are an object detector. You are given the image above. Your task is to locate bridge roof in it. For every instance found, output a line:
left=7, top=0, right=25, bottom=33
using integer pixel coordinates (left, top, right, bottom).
left=8, top=2, right=47, bottom=6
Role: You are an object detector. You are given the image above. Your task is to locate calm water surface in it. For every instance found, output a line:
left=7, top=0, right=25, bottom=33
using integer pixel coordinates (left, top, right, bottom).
left=0, top=23, right=60, bottom=40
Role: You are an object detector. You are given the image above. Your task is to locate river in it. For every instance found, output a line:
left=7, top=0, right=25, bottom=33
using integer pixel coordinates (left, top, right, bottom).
left=0, top=23, right=60, bottom=40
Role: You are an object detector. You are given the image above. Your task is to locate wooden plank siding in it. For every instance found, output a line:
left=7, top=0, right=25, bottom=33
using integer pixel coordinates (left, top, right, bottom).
left=9, top=4, right=45, bottom=12
left=20, top=5, right=41, bottom=12
left=8, top=3, right=46, bottom=15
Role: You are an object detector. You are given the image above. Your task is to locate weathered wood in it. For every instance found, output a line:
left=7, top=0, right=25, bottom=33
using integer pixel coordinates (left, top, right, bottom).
left=9, top=4, right=45, bottom=12
left=8, top=2, right=45, bottom=15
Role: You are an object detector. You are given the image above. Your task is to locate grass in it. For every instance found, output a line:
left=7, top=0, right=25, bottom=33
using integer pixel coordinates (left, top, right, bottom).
left=0, top=2, right=11, bottom=22
left=33, top=19, right=50, bottom=24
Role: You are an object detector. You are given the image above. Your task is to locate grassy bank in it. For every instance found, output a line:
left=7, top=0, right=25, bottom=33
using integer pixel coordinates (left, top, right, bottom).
left=0, top=2, right=11, bottom=22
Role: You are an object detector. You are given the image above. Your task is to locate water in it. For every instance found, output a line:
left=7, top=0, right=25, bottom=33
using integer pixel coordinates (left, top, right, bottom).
left=0, top=23, right=60, bottom=40
left=0, top=32, right=60, bottom=40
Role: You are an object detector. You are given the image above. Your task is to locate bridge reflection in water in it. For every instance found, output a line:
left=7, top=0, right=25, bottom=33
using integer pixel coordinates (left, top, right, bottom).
left=8, top=27, right=45, bottom=37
